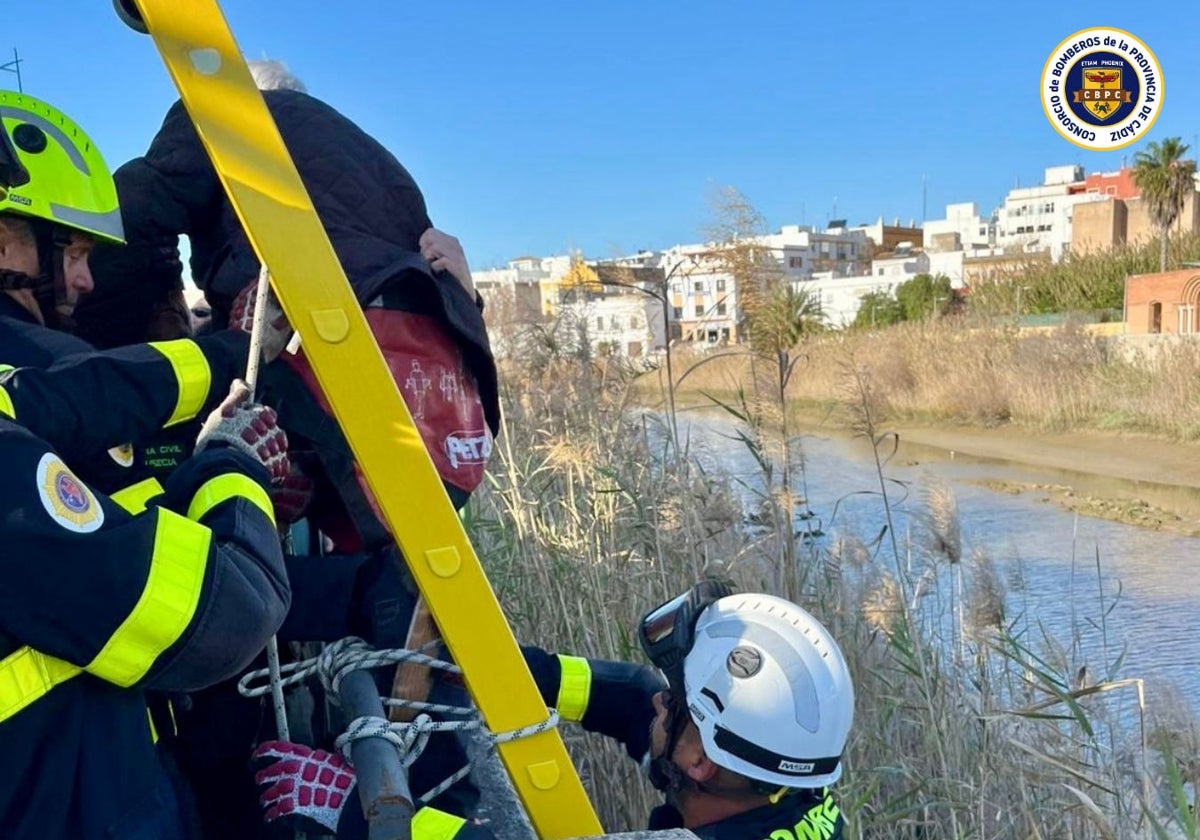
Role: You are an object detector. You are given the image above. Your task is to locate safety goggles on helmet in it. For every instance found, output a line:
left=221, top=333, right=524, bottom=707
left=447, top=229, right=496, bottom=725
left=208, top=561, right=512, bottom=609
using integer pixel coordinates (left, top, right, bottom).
left=0, top=121, right=29, bottom=192
left=638, top=579, right=733, bottom=690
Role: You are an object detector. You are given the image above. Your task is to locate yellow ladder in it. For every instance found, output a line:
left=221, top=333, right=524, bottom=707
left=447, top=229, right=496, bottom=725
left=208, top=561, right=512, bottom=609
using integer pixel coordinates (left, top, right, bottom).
left=122, top=1, right=602, bottom=835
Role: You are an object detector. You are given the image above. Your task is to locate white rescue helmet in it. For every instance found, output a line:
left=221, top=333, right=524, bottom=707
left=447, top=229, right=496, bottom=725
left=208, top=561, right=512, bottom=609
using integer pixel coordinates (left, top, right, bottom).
left=682, top=593, right=854, bottom=789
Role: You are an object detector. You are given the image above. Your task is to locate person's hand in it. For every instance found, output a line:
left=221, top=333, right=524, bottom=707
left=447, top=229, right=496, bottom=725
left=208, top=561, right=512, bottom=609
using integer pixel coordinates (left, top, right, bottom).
left=419, top=228, right=474, bottom=297
left=270, top=461, right=314, bottom=527
left=194, top=380, right=290, bottom=484
left=252, top=741, right=357, bottom=834
left=230, top=277, right=293, bottom=363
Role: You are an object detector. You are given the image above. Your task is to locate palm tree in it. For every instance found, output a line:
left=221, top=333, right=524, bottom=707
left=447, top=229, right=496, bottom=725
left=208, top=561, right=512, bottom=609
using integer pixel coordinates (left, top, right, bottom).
left=1132, top=137, right=1198, bottom=272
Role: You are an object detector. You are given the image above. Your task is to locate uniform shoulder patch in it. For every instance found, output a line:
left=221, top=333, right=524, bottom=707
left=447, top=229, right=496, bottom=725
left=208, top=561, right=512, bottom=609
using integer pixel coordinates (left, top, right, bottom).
left=37, top=453, right=105, bottom=533
left=108, top=443, right=135, bottom=468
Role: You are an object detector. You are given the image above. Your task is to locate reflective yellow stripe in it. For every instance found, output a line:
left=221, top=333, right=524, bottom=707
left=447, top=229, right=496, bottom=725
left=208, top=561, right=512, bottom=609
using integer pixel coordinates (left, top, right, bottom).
left=0, top=646, right=82, bottom=723
left=149, top=339, right=211, bottom=427
left=187, top=473, right=275, bottom=525
left=86, top=509, right=211, bottom=687
left=147, top=707, right=159, bottom=744
left=110, top=478, right=166, bottom=514
left=0, top=385, right=12, bottom=420
left=411, top=807, right=468, bottom=840
left=555, top=655, right=592, bottom=723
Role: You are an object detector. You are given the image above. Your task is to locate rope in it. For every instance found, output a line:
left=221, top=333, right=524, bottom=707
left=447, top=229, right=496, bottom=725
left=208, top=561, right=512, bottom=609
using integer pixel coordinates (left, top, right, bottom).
left=238, top=637, right=561, bottom=805
left=242, top=263, right=290, bottom=742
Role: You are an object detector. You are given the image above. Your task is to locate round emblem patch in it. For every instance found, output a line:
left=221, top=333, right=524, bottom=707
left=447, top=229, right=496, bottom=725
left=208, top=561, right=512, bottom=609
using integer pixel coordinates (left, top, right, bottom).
left=1040, top=27, right=1163, bottom=151
left=726, top=645, right=763, bottom=679
left=37, top=453, right=104, bottom=533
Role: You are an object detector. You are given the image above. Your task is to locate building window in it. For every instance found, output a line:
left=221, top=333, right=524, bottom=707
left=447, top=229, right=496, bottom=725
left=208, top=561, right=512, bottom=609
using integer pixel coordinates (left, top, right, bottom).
left=877, top=268, right=884, bottom=275
left=631, top=316, right=640, bottom=328
left=1106, top=185, right=1117, bottom=195
left=788, top=256, right=803, bottom=268
left=716, top=278, right=726, bottom=291
left=610, top=316, right=620, bottom=329
left=596, top=317, right=603, bottom=330
left=1044, top=202, right=1055, bottom=213
left=716, top=302, right=727, bottom=316
left=694, top=304, right=704, bottom=317
left=979, top=227, right=987, bottom=236
left=672, top=306, right=683, bottom=319
left=670, top=281, right=682, bottom=294
left=1180, top=305, right=1195, bottom=335
left=693, top=281, right=704, bottom=293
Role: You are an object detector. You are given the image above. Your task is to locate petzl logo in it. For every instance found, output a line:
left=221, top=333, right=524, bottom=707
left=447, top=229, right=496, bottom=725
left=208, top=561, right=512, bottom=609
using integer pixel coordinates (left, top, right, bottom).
left=1041, top=27, right=1163, bottom=151
left=444, top=430, right=492, bottom=469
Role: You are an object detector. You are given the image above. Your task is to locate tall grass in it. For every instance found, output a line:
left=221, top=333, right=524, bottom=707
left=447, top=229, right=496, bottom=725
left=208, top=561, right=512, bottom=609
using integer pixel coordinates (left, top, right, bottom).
left=466, top=349, right=1199, bottom=837
left=656, top=321, right=1200, bottom=440
left=969, top=231, right=1200, bottom=316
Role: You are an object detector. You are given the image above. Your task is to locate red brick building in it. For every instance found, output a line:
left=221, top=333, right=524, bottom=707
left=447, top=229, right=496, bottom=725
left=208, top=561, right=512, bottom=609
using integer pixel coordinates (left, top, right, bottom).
left=1125, top=268, right=1200, bottom=334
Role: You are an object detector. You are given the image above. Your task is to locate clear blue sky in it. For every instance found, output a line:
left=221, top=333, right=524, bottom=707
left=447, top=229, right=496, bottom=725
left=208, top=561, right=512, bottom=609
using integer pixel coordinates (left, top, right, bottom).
left=10, top=2, right=1199, bottom=269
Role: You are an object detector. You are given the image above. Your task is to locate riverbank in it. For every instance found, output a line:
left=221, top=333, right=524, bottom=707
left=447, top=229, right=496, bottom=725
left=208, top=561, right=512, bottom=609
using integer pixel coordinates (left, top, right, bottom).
left=674, top=394, right=1200, bottom=536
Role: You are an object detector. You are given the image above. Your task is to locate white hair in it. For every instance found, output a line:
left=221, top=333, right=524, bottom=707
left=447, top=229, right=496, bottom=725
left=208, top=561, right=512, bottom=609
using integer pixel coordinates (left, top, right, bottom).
left=248, top=59, right=307, bottom=93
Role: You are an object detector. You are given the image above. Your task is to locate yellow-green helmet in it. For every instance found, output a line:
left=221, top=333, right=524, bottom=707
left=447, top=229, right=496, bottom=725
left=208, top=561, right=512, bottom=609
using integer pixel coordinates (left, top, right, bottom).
left=0, top=90, right=124, bottom=244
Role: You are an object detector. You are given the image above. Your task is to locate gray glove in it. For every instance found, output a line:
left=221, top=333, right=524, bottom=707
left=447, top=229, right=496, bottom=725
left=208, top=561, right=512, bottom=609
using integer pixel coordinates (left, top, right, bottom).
left=195, top=379, right=290, bottom=484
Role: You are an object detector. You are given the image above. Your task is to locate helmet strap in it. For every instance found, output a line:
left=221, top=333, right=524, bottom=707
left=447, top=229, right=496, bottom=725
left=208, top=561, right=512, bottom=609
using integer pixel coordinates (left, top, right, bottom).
left=647, top=688, right=699, bottom=797
left=28, top=219, right=71, bottom=331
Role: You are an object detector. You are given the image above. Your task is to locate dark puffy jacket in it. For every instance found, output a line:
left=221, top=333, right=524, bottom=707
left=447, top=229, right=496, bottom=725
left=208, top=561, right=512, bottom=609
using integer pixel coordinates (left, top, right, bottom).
left=84, top=89, right=498, bottom=438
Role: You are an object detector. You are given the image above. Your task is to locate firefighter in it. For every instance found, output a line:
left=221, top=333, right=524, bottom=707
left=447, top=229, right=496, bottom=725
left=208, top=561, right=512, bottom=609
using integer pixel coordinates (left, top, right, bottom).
left=0, top=89, right=259, bottom=502
left=0, top=373, right=291, bottom=839
left=0, top=90, right=123, bottom=366
left=253, top=583, right=855, bottom=840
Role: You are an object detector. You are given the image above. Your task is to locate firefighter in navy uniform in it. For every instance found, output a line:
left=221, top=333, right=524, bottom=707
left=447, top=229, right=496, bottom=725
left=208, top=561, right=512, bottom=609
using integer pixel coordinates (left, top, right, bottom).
left=0, top=89, right=258, bottom=503
left=0, top=373, right=292, bottom=840
left=0, top=90, right=125, bottom=368
left=251, top=582, right=854, bottom=840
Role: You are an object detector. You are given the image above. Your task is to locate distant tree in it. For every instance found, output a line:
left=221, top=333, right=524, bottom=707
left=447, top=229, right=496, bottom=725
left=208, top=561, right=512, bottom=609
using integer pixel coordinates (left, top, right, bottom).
left=1132, top=137, right=1198, bottom=272
left=852, top=290, right=903, bottom=329
left=559, top=253, right=602, bottom=302
left=743, top=284, right=824, bottom=360
left=895, top=273, right=953, bottom=320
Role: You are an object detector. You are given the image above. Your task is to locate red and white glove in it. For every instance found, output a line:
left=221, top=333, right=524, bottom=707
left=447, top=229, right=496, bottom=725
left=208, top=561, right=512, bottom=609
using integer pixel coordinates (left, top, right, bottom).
left=194, top=380, right=290, bottom=484
left=270, top=461, right=315, bottom=527
left=253, top=740, right=357, bottom=834
left=231, top=278, right=293, bottom=363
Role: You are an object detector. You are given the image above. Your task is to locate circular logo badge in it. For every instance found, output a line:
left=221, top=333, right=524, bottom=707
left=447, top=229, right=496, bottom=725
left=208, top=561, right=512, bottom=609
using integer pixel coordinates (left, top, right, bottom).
left=1041, top=27, right=1163, bottom=150
left=726, top=645, right=763, bottom=679
left=36, top=452, right=104, bottom=533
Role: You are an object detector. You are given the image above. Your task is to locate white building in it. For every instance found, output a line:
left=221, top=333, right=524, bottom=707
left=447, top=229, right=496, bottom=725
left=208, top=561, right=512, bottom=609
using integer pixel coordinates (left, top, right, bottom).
left=655, top=224, right=870, bottom=345
left=561, top=293, right=665, bottom=359
left=994, top=165, right=1107, bottom=261
left=923, top=202, right=994, bottom=252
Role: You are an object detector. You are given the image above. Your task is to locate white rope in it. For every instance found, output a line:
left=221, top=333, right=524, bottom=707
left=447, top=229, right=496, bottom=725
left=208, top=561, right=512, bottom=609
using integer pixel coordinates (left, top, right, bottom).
left=243, top=263, right=289, bottom=742
left=238, top=636, right=561, bottom=805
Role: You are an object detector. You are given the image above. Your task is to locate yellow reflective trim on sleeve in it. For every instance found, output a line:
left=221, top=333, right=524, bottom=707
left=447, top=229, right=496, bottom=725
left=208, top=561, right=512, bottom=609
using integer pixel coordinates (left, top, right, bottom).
left=555, top=655, right=592, bottom=723
left=110, top=478, right=166, bottom=514
left=411, top=807, right=468, bottom=840
left=148, top=339, right=212, bottom=427
left=147, top=706, right=159, bottom=744
left=187, top=473, right=275, bottom=526
left=0, top=385, right=12, bottom=420
left=86, top=509, right=212, bottom=688
left=0, top=646, right=82, bottom=723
